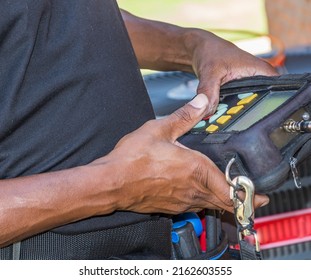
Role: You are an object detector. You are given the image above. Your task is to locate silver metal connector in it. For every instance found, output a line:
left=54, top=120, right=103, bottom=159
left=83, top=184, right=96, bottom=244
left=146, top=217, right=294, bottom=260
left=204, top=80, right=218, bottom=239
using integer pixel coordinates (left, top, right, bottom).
left=283, top=119, right=311, bottom=133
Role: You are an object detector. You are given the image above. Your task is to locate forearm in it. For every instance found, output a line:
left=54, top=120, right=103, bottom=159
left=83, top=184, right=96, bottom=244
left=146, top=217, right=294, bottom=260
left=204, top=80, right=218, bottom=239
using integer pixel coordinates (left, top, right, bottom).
left=121, top=9, right=197, bottom=72
left=0, top=161, right=119, bottom=247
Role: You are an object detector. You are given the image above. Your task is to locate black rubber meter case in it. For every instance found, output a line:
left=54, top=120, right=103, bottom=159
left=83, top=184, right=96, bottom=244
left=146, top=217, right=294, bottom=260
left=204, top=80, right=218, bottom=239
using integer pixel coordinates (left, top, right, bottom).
left=179, top=74, right=311, bottom=193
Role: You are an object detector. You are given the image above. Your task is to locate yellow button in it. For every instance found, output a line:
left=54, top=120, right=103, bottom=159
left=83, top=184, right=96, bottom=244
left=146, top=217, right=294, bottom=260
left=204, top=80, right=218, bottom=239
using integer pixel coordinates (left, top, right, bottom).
left=237, top=93, right=258, bottom=105
left=227, top=105, right=244, bottom=115
left=216, top=115, right=232, bottom=125
left=206, top=124, right=219, bottom=133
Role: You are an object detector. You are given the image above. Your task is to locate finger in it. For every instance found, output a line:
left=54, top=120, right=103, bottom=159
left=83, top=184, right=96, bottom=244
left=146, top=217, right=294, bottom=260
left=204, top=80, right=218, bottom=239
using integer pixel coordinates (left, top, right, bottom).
left=235, top=191, right=269, bottom=210
left=197, top=77, right=221, bottom=115
left=160, top=94, right=209, bottom=141
left=254, top=194, right=269, bottom=209
left=257, top=58, right=280, bottom=76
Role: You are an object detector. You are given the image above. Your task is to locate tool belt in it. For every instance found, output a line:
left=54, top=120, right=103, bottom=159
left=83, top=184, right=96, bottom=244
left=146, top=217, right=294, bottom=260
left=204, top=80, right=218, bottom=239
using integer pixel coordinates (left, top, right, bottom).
left=170, top=212, right=240, bottom=260
left=0, top=217, right=172, bottom=260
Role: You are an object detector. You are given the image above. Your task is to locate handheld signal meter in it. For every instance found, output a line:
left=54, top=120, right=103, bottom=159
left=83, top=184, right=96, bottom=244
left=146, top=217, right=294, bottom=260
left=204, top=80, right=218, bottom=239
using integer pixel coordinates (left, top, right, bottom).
left=179, top=74, right=311, bottom=193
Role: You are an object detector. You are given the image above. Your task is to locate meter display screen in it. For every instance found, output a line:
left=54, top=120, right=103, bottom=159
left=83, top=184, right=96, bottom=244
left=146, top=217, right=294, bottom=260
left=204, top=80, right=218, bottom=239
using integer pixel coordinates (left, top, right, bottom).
left=225, top=90, right=295, bottom=131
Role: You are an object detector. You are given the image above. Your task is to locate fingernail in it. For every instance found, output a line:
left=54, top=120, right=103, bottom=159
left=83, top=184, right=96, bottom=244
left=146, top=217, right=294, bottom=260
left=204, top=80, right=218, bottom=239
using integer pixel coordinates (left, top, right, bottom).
left=189, top=94, right=209, bottom=109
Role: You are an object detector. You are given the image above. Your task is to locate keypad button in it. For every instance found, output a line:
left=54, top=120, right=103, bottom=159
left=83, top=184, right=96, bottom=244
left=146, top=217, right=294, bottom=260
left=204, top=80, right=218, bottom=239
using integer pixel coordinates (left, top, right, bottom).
left=238, top=92, right=254, bottom=100
left=209, top=107, right=227, bottom=123
left=216, top=115, right=232, bottom=125
left=227, top=105, right=244, bottom=115
left=193, top=120, right=206, bottom=129
left=237, top=93, right=258, bottom=105
left=206, top=124, right=219, bottom=133
left=216, top=103, right=228, bottom=111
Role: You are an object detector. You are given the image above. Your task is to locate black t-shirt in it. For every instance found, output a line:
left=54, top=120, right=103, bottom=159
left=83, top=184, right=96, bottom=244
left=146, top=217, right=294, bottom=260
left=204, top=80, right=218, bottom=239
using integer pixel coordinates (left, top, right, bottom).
left=0, top=0, right=156, bottom=233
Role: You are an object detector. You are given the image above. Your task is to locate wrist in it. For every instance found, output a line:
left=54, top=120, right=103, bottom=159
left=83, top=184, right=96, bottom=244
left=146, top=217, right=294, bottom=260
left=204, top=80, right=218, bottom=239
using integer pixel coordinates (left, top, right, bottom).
left=181, top=28, right=235, bottom=77
left=182, top=27, right=203, bottom=52
left=83, top=159, right=124, bottom=216
left=179, top=28, right=212, bottom=74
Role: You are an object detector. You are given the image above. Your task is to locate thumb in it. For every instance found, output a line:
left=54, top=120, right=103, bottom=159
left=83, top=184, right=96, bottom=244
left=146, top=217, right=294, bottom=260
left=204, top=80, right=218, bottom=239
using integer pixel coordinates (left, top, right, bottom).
left=160, top=93, right=209, bottom=141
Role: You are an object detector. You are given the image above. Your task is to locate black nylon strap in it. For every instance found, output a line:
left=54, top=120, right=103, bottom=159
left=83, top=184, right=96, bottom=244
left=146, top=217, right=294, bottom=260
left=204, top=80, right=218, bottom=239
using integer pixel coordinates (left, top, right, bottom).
left=239, top=240, right=262, bottom=260
left=0, top=218, right=172, bottom=260
left=236, top=223, right=262, bottom=260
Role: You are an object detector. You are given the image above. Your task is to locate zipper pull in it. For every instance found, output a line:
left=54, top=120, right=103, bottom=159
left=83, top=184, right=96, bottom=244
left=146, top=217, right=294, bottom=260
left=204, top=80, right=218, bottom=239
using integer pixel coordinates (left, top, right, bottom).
left=290, top=157, right=302, bottom=189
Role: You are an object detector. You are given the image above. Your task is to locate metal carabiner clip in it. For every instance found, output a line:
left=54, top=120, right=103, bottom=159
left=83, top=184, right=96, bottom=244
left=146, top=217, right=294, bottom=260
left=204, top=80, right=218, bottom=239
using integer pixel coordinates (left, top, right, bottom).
left=225, top=158, right=260, bottom=253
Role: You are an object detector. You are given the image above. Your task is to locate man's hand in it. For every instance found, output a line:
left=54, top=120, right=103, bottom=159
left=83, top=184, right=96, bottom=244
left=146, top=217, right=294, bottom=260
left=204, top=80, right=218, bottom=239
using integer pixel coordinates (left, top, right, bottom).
left=122, top=10, right=278, bottom=115
left=100, top=94, right=269, bottom=214
left=0, top=95, right=268, bottom=247
left=186, top=30, right=278, bottom=114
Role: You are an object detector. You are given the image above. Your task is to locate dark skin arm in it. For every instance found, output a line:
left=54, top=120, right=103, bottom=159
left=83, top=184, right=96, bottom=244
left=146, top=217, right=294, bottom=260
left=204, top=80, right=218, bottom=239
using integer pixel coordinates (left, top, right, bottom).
left=0, top=10, right=273, bottom=247
left=121, top=10, right=278, bottom=114
left=0, top=94, right=268, bottom=247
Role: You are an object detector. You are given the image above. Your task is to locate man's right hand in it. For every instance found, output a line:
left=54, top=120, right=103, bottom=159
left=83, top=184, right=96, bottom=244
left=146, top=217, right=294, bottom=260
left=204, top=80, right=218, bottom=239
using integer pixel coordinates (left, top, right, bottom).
left=0, top=94, right=269, bottom=247
left=97, top=94, right=269, bottom=214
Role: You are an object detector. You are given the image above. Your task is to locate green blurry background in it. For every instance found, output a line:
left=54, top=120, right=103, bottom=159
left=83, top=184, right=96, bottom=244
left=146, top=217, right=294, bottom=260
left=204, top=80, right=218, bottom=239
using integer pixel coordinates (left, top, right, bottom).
left=117, top=0, right=268, bottom=42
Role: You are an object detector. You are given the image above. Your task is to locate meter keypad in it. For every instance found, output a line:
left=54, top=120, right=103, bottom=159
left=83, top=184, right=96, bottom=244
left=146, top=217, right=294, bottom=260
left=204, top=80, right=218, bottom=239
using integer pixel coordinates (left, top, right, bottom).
left=191, top=92, right=261, bottom=134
